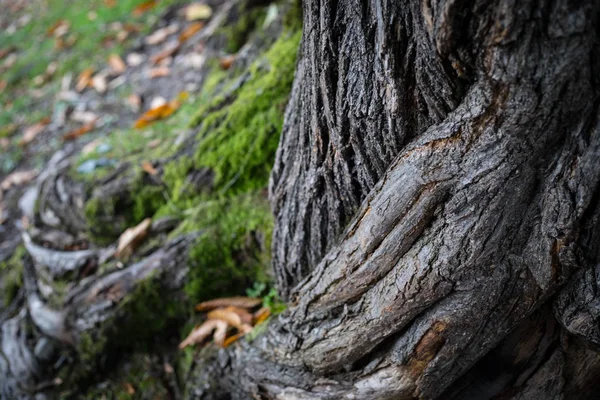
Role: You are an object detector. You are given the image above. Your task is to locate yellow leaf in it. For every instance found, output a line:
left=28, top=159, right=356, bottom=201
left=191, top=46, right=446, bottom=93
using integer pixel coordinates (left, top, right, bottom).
left=185, top=3, right=212, bottom=21
left=253, top=306, right=271, bottom=325
left=133, top=102, right=179, bottom=128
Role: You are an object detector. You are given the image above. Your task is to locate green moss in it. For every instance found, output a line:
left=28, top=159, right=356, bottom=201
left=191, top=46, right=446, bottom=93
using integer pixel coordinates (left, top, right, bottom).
left=190, top=29, right=301, bottom=196
left=0, top=245, right=26, bottom=306
left=168, top=192, right=273, bottom=302
left=218, top=4, right=268, bottom=54
left=83, top=167, right=165, bottom=244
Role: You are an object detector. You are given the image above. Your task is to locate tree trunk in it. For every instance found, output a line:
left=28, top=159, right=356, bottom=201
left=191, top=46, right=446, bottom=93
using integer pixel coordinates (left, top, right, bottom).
left=2, top=0, right=599, bottom=398
left=195, top=0, right=600, bottom=398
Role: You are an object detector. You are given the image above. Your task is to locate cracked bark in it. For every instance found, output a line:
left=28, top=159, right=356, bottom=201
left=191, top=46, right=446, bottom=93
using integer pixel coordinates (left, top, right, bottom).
left=194, top=0, right=600, bottom=398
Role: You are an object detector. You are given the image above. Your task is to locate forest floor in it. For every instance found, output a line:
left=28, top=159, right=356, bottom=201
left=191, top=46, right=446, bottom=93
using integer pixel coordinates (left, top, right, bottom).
left=1, top=0, right=295, bottom=397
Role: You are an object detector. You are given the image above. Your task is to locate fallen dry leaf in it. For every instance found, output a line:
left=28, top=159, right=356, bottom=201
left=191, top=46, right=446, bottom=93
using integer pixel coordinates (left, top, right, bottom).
left=108, top=54, right=126, bottom=74
left=141, top=161, right=159, bottom=176
left=1, top=169, right=38, bottom=191
left=0, top=204, right=6, bottom=225
left=179, top=22, right=203, bottom=43
left=63, top=121, right=96, bottom=141
left=0, top=80, right=7, bottom=91
left=207, top=308, right=243, bottom=329
left=147, top=139, right=162, bottom=149
left=81, top=139, right=103, bottom=155
left=225, top=306, right=254, bottom=324
left=0, top=138, right=9, bottom=149
left=127, top=93, right=142, bottom=111
left=115, top=218, right=152, bottom=258
left=254, top=306, right=271, bottom=325
left=76, top=68, right=94, bottom=92
left=213, top=320, right=228, bottom=346
left=91, top=73, right=108, bottom=93
left=132, top=0, right=157, bottom=16
left=104, top=0, right=116, bottom=7
left=126, top=52, right=144, bottom=67
left=195, top=297, right=262, bottom=312
left=145, top=24, right=179, bottom=45
left=222, top=332, right=244, bottom=347
left=71, top=111, right=99, bottom=124
left=133, top=101, right=178, bottom=128
left=20, top=117, right=51, bottom=145
left=47, top=20, right=70, bottom=37
left=150, top=96, right=167, bottom=109
left=185, top=3, right=212, bottom=21
left=149, top=66, right=170, bottom=78
left=124, top=383, right=135, bottom=395
left=179, top=319, right=223, bottom=349
left=219, top=55, right=236, bottom=70
left=0, top=47, right=14, bottom=60
left=151, top=42, right=180, bottom=65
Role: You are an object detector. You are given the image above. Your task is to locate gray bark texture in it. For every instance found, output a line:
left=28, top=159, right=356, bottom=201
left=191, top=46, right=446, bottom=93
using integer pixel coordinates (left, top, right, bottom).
left=194, top=0, right=600, bottom=398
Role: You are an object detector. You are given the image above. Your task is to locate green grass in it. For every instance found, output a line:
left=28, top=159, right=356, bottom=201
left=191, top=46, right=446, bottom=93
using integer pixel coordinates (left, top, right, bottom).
left=0, top=0, right=180, bottom=127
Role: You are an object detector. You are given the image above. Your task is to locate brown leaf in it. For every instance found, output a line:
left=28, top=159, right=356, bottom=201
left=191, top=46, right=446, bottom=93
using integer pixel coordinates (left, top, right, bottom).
left=0, top=47, right=15, bottom=61
left=225, top=306, right=254, bottom=324
left=141, top=161, right=158, bottom=176
left=219, top=55, right=236, bottom=70
left=207, top=308, right=243, bottom=329
left=76, top=68, right=94, bottom=92
left=47, top=20, right=70, bottom=37
left=185, top=3, right=213, bottom=21
left=115, top=218, right=152, bottom=258
left=127, top=93, right=142, bottom=111
left=149, top=66, right=170, bottom=79
left=132, top=0, right=157, bottom=16
left=63, top=121, right=96, bottom=141
left=81, top=139, right=103, bottom=155
left=145, top=24, right=179, bottom=46
left=178, top=319, right=221, bottom=349
left=20, top=117, right=51, bottom=145
left=151, top=42, right=180, bottom=65
left=108, top=54, right=126, bottom=74
left=124, top=383, right=135, bottom=395
left=213, top=320, right=228, bottom=346
left=1, top=169, right=38, bottom=191
left=133, top=101, right=178, bottom=128
left=147, top=139, right=162, bottom=149
left=0, top=138, right=9, bottom=149
left=104, top=0, right=116, bottom=8
left=179, top=22, right=203, bottom=43
left=195, top=297, right=262, bottom=312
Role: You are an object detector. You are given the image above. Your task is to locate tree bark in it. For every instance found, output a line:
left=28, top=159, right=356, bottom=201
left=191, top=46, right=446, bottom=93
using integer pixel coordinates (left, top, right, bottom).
left=198, top=0, right=600, bottom=398
left=2, top=0, right=599, bottom=398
